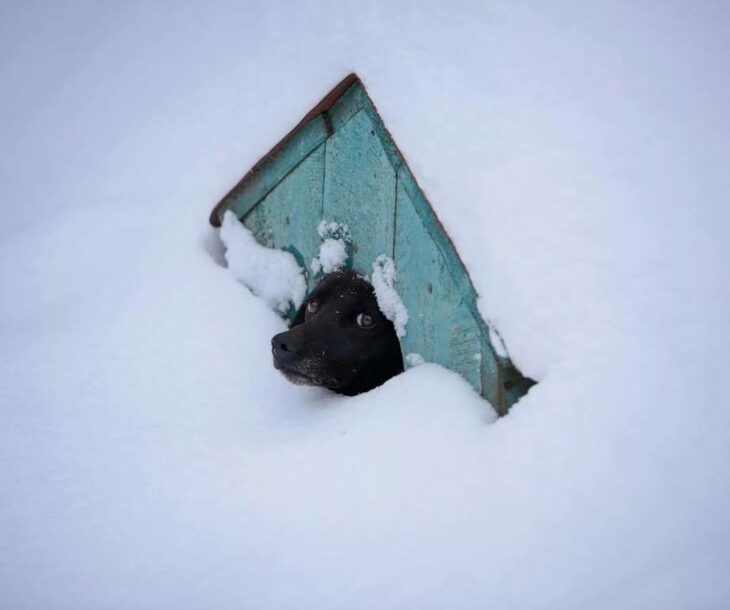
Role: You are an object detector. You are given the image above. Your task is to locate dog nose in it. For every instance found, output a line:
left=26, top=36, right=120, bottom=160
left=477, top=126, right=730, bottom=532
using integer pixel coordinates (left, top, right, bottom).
left=271, top=332, right=296, bottom=361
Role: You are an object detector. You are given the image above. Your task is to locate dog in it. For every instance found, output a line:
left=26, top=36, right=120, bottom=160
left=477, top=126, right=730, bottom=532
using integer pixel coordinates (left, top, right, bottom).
left=271, top=270, right=404, bottom=395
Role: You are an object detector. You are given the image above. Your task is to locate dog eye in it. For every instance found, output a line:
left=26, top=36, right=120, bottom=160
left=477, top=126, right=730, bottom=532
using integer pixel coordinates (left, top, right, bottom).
left=306, top=300, right=318, bottom=315
left=356, top=313, right=374, bottom=328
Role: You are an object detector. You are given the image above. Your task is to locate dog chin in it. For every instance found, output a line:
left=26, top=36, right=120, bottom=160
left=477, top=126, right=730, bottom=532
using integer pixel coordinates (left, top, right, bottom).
left=273, top=358, right=343, bottom=389
left=278, top=368, right=320, bottom=387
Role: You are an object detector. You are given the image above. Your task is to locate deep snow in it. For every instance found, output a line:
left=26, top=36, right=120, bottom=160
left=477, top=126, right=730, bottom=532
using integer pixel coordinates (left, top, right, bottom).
left=1, top=2, right=729, bottom=609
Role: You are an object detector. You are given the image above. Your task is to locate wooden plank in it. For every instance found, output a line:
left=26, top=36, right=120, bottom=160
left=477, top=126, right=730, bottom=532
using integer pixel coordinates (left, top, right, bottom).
left=397, top=167, right=535, bottom=413
left=480, top=334, right=501, bottom=414
left=214, top=114, right=330, bottom=224
left=397, top=168, right=480, bottom=315
left=495, top=353, right=536, bottom=414
left=322, top=109, right=397, bottom=275
left=328, top=83, right=370, bottom=132
left=394, top=176, right=483, bottom=394
left=243, top=143, right=326, bottom=311
left=328, top=82, right=402, bottom=174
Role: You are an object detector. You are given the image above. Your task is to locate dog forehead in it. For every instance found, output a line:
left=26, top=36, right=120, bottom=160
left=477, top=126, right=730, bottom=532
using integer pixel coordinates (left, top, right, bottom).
left=312, top=271, right=374, bottom=302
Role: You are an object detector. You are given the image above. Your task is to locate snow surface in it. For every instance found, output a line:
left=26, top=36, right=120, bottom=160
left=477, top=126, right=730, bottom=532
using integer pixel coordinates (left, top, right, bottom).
left=220, top=211, right=306, bottom=314
left=371, top=254, right=409, bottom=338
left=2, top=2, right=730, bottom=609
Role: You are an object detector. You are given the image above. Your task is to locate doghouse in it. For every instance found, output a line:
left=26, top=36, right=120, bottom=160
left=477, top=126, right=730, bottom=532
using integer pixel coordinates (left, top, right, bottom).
left=210, top=74, right=534, bottom=414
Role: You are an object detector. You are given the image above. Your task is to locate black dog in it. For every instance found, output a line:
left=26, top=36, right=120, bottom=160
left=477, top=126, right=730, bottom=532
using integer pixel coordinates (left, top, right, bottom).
left=271, top=270, right=404, bottom=395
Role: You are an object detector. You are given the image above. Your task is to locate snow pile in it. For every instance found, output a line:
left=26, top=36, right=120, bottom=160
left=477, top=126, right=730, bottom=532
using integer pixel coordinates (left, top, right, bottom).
left=1, top=3, right=729, bottom=609
left=310, top=220, right=350, bottom=274
left=371, top=254, right=409, bottom=338
left=405, top=352, right=425, bottom=368
left=220, top=210, right=306, bottom=314
left=317, top=220, right=351, bottom=242
left=310, top=239, right=347, bottom=274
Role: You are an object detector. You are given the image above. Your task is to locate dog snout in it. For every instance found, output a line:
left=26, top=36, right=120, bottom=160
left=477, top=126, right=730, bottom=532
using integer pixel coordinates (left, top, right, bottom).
left=271, top=331, right=297, bottom=362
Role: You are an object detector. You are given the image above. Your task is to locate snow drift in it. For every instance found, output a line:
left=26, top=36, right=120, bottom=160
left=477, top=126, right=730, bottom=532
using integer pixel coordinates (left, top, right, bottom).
left=220, top=210, right=306, bottom=315
left=1, top=2, right=729, bottom=609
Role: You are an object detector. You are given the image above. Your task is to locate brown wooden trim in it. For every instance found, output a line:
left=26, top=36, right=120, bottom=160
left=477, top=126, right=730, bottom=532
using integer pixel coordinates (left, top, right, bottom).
left=209, top=73, right=361, bottom=227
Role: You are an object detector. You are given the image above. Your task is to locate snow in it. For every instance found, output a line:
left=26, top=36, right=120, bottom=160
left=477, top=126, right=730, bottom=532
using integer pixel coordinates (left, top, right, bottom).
left=311, top=221, right=351, bottom=274
left=317, top=220, right=351, bottom=242
left=311, top=239, right=348, bottom=274
left=220, top=210, right=306, bottom=314
left=1, top=2, right=730, bottom=609
left=371, top=254, right=409, bottom=338
left=310, top=238, right=346, bottom=274
left=405, top=352, right=425, bottom=368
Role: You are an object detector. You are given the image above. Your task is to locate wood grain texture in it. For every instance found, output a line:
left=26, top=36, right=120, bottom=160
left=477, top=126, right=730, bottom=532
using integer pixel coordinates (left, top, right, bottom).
left=323, top=110, right=396, bottom=275
left=243, top=142, right=325, bottom=313
left=395, top=177, right=483, bottom=392
left=215, top=115, right=329, bottom=224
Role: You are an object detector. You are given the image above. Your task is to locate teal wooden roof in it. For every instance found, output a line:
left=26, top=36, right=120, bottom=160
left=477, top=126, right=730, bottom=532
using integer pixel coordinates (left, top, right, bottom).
left=211, top=74, right=534, bottom=414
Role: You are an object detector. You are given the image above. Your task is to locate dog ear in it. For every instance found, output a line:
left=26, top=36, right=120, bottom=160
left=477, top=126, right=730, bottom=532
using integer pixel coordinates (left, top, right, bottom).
left=290, top=299, right=308, bottom=328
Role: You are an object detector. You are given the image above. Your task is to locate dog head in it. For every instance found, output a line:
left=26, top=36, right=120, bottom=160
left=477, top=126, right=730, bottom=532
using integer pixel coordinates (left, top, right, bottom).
left=271, top=270, right=404, bottom=395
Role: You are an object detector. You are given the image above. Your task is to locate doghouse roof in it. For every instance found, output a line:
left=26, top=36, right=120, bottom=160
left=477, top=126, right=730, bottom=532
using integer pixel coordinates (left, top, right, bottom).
left=210, top=74, right=360, bottom=228
left=210, top=73, right=533, bottom=414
